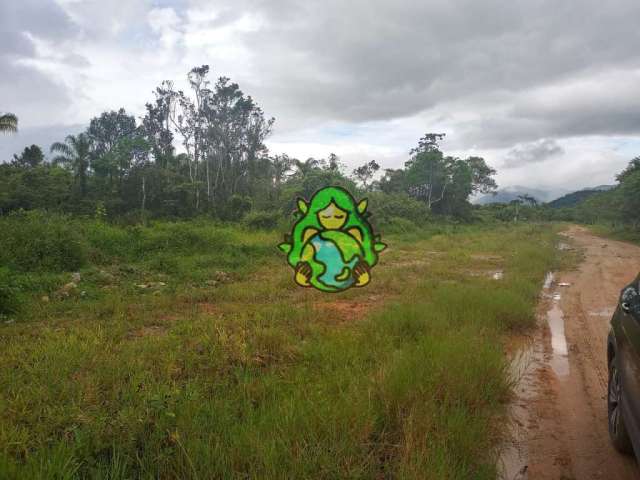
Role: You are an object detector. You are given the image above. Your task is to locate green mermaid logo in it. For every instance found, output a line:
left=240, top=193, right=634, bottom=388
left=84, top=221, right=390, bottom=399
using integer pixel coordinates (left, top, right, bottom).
left=278, top=186, right=387, bottom=292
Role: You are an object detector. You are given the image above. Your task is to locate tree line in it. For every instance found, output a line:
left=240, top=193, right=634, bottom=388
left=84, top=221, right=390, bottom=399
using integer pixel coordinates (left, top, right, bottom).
left=558, top=157, right=640, bottom=227
left=1, top=66, right=497, bottom=224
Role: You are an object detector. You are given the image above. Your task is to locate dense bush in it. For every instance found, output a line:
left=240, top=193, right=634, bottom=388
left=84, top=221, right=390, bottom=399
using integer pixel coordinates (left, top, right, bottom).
left=0, top=213, right=278, bottom=278
left=216, top=195, right=253, bottom=221
left=384, top=217, right=421, bottom=234
left=0, top=211, right=88, bottom=272
left=367, top=192, right=431, bottom=229
left=243, top=210, right=282, bottom=230
left=0, top=267, right=22, bottom=315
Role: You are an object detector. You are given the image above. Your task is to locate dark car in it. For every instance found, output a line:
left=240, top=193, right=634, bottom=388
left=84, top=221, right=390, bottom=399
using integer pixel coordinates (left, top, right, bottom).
left=608, top=277, right=640, bottom=457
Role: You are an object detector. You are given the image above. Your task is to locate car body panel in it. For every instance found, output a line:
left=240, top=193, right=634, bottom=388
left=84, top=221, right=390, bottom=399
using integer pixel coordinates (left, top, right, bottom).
left=609, top=280, right=640, bottom=458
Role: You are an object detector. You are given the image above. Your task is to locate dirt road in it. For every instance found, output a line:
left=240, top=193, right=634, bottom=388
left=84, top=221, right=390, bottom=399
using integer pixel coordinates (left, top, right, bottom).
left=502, top=225, right=640, bottom=479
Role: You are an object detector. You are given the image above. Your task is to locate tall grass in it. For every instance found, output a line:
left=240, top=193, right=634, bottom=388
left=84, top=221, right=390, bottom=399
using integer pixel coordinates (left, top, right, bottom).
left=0, top=220, right=559, bottom=479
left=589, top=223, right=640, bottom=245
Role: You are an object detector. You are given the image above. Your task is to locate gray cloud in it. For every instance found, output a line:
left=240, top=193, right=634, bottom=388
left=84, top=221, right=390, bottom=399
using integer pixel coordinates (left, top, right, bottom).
left=2, top=0, right=640, bottom=191
left=503, top=139, right=564, bottom=168
left=188, top=0, right=640, bottom=146
left=0, top=0, right=79, bottom=44
left=0, top=1, right=83, bottom=129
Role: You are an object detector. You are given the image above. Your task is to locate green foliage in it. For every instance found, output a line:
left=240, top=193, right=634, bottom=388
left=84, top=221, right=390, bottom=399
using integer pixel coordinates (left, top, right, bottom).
left=547, top=189, right=602, bottom=208
left=352, top=159, right=380, bottom=190
left=0, top=211, right=87, bottom=272
left=0, top=223, right=559, bottom=479
left=0, top=267, right=23, bottom=315
left=0, top=112, right=18, bottom=133
left=380, top=133, right=496, bottom=218
left=383, top=216, right=422, bottom=234
left=243, top=210, right=282, bottom=229
left=0, top=164, right=73, bottom=213
left=94, top=201, right=107, bottom=221
left=12, top=144, right=44, bottom=168
left=618, top=170, right=640, bottom=224
left=367, top=191, right=431, bottom=229
left=532, top=157, right=640, bottom=228
left=50, top=133, right=94, bottom=197
left=287, top=168, right=358, bottom=201
left=3, top=104, right=492, bottom=225
left=223, top=195, right=252, bottom=220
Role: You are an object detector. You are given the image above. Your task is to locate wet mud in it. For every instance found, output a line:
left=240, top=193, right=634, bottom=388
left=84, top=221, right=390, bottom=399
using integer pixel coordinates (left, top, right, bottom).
left=500, top=226, right=640, bottom=479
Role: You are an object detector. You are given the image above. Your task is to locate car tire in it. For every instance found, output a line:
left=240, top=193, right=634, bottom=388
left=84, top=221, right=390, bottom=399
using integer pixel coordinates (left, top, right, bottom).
left=608, top=355, right=634, bottom=455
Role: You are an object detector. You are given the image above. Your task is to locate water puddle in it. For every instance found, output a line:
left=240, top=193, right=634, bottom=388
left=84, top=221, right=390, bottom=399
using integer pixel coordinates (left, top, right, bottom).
left=499, top=338, right=537, bottom=480
left=499, top=271, right=569, bottom=478
left=547, top=297, right=570, bottom=377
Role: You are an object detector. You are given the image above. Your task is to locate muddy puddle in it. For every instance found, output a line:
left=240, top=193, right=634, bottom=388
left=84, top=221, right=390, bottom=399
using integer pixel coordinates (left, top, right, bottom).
left=500, top=226, right=640, bottom=480
left=499, top=271, right=570, bottom=479
left=499, top=335, right=537, bottom=480
left=547, top=299, right=569, bottom=377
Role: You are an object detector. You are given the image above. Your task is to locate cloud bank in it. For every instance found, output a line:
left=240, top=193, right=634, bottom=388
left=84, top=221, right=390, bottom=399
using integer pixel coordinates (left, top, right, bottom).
left=1, top=0, right=639, bottom=191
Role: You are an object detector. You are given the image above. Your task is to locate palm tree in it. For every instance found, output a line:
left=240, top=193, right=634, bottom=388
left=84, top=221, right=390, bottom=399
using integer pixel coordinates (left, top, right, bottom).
left=0, top=113, right=18, bottom=133
left=51, top=133, right=93, bottom=196
left=294, top=157, right=320, bottom=178
left=271, top=154, right=294, bottom=188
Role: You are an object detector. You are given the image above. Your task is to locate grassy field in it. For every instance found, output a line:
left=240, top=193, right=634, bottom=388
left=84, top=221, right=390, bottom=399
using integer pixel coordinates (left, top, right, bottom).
left=587, top=223, right=640, bottom=245
left=0, top=215, right=561, bottom=479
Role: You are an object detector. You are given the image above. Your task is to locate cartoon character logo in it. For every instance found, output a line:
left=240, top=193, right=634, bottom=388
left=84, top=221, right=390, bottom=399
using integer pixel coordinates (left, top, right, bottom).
left=278, top=186, right=386, bottom=292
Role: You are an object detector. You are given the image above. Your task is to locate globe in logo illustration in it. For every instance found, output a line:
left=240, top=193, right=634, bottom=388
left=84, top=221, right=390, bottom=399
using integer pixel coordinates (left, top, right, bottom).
left=278, top=186, right=386, bottom=293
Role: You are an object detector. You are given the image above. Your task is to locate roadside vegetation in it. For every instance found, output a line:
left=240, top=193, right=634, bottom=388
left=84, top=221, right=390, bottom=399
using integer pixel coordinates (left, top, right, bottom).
left=0, top=215, right=560, bottom=479
left=0, top=64, right=598, bottom=479
left=477, top=156, right=640, bottom=237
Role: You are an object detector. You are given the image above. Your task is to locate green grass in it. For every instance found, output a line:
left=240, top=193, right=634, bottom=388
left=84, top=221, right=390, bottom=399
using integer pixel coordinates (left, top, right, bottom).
left=588, top=223, right=640, bottom=245
left=0, top=219, right=561, bottom=479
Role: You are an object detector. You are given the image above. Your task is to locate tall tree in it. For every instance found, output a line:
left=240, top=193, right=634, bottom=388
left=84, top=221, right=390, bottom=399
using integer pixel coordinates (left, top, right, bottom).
left=405, top=133, right=452, bottom=210
left=270, top=154, right=294, bottom=189
left=200, top=73, right=273, bottom=204
left=12, top=145, right=44, bottom=168
left=325, top=153, right=343, bottom=173
left=88, top=108, right=137, bottom=157
left=142, top=81, right=176, bottom=167
left=616, top=157, right=640, bottom=183
left=0, top=113, right=18, bottom=133
left=352, top=160, right=380, bottom=191
left=51, top=134, right=93, bottom=196
left=89, top=109, right=145, bottom=193
left=466, top=156, right=497, bottom=195
left=404, top=133, right=496, bottom=213
left=294, top=158, right=321, bottom=178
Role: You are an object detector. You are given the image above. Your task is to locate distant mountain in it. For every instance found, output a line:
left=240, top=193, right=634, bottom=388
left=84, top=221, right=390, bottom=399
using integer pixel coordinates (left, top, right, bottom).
left=588, top=184, right=615, bottom=192
left=475, top=186, right=565, bottom=205
left=547, top=190, right=601, bottom=208
left=547, top=185, right=615, bottom=208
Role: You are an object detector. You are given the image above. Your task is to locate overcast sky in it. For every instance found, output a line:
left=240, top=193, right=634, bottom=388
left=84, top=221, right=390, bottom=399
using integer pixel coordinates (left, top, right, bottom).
left=2, top=0, right=640, bottom=195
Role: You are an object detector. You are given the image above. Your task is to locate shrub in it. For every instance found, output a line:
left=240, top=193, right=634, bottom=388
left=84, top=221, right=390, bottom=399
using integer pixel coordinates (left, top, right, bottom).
left=0, top=211, right=87, bottom=272
left=385, top=217, right=420, bottom=234
left=367, top=192, right=430, bottom=229
left=0, top=267, right=22, bottom=315
left=217, top=195, right=252, bottom=221
left=84, top=221, right=135, bottom=263
left=243, top=210, right=281, bottom=230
